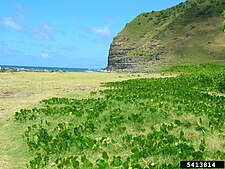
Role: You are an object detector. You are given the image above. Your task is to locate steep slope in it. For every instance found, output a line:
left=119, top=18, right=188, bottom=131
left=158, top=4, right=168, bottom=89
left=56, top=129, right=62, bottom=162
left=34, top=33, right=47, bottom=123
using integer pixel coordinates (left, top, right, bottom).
left=106, top=0, right=225, bottom=71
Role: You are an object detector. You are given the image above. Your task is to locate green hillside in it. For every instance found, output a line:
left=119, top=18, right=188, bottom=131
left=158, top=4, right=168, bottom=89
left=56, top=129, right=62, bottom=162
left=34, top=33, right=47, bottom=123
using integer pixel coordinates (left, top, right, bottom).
left=107, top=0, right=225, bottom=71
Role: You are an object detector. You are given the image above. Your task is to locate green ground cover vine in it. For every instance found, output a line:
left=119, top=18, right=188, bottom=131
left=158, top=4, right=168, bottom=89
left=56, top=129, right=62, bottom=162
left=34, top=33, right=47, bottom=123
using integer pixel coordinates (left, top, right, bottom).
left=15, top=64, right=225, bottom=168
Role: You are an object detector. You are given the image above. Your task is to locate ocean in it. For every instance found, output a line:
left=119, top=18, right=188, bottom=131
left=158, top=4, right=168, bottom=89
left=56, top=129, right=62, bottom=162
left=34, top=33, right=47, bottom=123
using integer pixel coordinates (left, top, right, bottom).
left=0, top=65, right=101, bottom=72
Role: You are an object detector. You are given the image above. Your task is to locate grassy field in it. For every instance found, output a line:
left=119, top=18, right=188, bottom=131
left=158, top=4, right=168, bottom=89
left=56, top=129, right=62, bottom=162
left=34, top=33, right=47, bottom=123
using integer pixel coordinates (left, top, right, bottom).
left=1, top=65, right=225, bottom=168
left=0, top=71, right=166, bottom=169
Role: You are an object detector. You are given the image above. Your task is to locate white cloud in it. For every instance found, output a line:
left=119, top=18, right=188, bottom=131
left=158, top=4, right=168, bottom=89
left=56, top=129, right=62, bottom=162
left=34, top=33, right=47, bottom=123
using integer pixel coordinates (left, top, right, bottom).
left=31, top=23, right=54, bottom=40
left=40, top=53, right=49, bottom=59
left=43, top=23, right=53, bottom=33
left=90, top=25, right=111, bottom=38
left=3, top=17, right=22, bottom=30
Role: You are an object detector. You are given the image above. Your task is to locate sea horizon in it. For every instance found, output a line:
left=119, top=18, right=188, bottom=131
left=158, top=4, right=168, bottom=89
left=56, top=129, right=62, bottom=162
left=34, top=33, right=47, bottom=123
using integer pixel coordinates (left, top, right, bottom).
left=0, top=65, right=102, bottom=72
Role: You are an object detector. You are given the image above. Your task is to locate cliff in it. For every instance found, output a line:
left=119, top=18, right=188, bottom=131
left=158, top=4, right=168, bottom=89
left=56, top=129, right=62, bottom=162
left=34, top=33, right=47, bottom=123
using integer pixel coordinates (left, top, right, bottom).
left=106, top=0, right=225, bottom=71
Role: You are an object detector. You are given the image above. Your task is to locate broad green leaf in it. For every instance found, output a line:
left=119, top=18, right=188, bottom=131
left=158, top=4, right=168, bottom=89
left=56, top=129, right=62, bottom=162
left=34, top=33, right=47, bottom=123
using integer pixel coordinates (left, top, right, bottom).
left=102, top=151, right=109, bottom=161
left=96, top=159, right=109, bottom=169
left=72, top=159, right=79, bottom=168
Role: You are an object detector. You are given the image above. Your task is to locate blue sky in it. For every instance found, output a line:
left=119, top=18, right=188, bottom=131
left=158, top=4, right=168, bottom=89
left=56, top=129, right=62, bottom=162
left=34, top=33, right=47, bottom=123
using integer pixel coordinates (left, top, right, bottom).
left=0, top=0, right=185, bottom=68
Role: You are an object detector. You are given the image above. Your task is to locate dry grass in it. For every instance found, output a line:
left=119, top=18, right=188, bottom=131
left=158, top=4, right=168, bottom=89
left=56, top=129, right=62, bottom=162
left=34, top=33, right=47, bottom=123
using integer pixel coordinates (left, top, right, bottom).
left=0, top=72, right=167, bottom=120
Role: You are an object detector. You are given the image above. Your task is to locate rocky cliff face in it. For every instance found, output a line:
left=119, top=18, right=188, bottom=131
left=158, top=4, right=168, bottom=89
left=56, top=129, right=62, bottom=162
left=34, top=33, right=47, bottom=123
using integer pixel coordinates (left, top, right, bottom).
left=106, top=0, right=225, bottom=71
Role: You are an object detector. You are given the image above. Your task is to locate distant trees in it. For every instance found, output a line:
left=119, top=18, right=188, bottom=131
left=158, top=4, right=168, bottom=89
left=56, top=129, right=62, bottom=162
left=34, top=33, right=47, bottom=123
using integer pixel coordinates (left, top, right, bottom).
left=223, top=11, right=225, bottom=32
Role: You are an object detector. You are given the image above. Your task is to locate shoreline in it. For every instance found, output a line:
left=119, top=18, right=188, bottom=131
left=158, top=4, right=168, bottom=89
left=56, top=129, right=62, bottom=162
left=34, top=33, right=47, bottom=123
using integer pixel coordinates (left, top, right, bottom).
left=0, top=67, right=160, bottom=73
left=0, top=67, right=66, bottom=73
left=0, top=65, right=102, bottom=73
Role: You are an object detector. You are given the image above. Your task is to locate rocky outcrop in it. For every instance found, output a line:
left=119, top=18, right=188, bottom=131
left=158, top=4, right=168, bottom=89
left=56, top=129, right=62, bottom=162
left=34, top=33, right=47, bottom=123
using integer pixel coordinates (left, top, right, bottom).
left=0, top=67, right=66, bottom=73
left=106, top=0, right=225, bottom=71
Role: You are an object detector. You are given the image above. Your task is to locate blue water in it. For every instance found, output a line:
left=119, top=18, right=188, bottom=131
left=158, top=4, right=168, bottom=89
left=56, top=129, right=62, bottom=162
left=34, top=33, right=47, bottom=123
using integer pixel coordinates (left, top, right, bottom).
left=0, top=65, right=101, bottom=72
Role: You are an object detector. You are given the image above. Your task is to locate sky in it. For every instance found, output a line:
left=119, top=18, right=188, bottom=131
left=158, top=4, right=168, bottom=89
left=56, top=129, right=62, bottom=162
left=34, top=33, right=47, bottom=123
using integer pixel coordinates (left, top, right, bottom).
left=0, top=0, right=185, bottom=69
